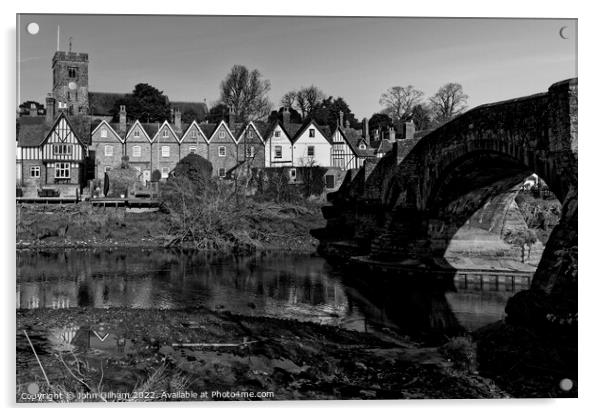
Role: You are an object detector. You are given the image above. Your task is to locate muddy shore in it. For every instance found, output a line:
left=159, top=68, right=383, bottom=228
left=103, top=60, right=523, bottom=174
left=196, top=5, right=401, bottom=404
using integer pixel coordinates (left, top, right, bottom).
left=17, top=307, right=508, bottom=402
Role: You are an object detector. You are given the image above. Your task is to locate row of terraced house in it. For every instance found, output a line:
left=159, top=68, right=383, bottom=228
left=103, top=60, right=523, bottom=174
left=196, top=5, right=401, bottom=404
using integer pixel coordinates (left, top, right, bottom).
left=16, top=47, right=412, bottom=199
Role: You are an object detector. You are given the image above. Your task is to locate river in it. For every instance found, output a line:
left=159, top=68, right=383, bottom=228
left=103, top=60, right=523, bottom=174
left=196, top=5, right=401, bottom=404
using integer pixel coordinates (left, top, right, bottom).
left=16, top=248, right=527, bottom=335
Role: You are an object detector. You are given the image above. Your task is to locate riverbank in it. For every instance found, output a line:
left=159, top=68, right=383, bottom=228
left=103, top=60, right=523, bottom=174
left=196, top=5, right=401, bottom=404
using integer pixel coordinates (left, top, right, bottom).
left=17, top=307, right=508, bottom=402
left=16, top=202, right=325, bottom=252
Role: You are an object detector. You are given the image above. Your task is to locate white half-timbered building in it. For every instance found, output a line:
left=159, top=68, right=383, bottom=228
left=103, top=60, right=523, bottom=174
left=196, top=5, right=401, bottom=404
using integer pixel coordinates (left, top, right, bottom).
left=17, top=112, right=89, bottom=198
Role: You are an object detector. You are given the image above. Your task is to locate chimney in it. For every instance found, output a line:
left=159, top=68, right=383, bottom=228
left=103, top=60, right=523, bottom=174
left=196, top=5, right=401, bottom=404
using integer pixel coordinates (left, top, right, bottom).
left=174, top=108, right=182, bottom=133
left=228, top=106, right=236, bottom=130
left=362, top=118, right=369, bottom=140
left=45, top=95, right=55, bottom=123
left=344, top=119, right=350, bottom=129
left=283, top=107, right=290, bottom=125
left=170, top=108, right=175, bottom=123
left=388, top=126, right=396, bottom=142
left=339, top=111, right=344, bottom=128
left=119, top=105, right=127, bottom=135
left=28, top=103, right=37, bottom=117
left=402, top=121, right=415, bottom=140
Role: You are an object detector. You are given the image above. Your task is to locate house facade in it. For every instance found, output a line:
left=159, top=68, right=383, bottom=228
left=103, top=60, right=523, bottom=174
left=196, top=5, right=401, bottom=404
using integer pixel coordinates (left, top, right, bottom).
left=291, top=120, right=332, bottom=167
left=152, top=121, right=181, bottom=179
left=207, top=121, right=238, bottom=178
left=264, top=121, right=294, bottom=167
left=16, top=112, right=88, bottom=197
left=180, top=121, right=209, bottom=160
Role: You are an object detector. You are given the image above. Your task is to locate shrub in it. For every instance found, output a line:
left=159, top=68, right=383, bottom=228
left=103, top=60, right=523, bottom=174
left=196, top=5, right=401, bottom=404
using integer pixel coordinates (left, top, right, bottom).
left=151, top=169, right=162, bottom=182
left=439, top=336, right=478, bottom=372
left=171, top=153, right=213, bottom=185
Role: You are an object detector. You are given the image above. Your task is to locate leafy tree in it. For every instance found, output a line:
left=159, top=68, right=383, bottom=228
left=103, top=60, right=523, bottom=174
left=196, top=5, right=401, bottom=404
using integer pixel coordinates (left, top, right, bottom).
left=281, top=86, right=326, bottom=119
left=379, top=85, right=424, bottom=123
left=181, top=107, right=203, bottom=124
left=267, top=107, right=303, bottom=125
left=18, top=100, right=45, bottom=116
left=219, top=64, right=272, bottom=123
left=313, top=96, right=360, bottom=130
left=369, top=113, right=394, bottom=133
left=111, top=83, right=171, bottom=123
left=429, top=82, right=468, bottom=125
left=207, top=103, right=230, bottom=124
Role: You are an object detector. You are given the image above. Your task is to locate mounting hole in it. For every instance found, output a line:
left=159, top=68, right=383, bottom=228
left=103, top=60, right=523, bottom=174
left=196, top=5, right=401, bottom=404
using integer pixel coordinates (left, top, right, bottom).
left=26, top=22, right=40, bottom=35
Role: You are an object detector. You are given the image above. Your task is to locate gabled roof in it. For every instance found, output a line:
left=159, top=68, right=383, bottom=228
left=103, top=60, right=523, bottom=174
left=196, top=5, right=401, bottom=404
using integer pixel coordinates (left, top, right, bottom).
left=290, top=119, right=333, bottom=144
left=17, top=112, right=89, bottom=147
left=281, top=123, right=303, bottom=139
left=180, top=120, right=209, bottom=143
left=333, top=126, right=375, bottom=157
left=234, top=121, right=266, bottom=144
left=208, top=120, right=236, bottom=143
left=152, top=120, right=179, bottom=142
left=91, top=119, right=125, bottom=143
left=126, top=120, right=153, bottom=142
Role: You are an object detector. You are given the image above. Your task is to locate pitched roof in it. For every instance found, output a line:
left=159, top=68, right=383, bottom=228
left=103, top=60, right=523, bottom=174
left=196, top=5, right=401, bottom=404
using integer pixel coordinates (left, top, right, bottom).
left=199, top=123, right=217, bottom=139
left=253, top=120, right=271, bottom=139
left=282, top=123, right=303, bottom=139
left=89, top=92, right=124, bottom=116
left=89, top=91, right=209, bottom=120
left=289, top=119, right=333, bottom=144
left=17, top=113, right=91, bottom=147
left=16, top=116, right=51, bottom=147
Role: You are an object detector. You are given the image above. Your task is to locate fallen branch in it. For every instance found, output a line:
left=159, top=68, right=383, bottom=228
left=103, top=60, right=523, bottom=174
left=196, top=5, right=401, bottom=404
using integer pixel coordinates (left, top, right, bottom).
left=23, top=330, right=51, bottom=388
left=171, top=340, right=260, bottom=348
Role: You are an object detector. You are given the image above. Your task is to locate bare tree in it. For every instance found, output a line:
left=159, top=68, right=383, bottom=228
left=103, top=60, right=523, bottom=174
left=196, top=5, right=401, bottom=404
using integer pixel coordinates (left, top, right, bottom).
left=220, top=65, right=272, bottom=123
left=295, top=86, right=325, bottom=119
left=280, top=91, right=297, bottom=109
left=429, top=82, right=468, bottom=125
left=379, top=85, right=424, bottom=122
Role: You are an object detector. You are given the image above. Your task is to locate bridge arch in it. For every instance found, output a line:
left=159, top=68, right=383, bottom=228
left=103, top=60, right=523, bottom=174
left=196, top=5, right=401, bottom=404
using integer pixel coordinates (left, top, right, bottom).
left=315, top=79, right=577, bottom=297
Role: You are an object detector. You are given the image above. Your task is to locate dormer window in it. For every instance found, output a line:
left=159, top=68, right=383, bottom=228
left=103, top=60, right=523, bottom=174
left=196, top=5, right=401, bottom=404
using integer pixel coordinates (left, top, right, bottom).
left=309, top=129, right=315, bottom=138
left=162, top=129, right=169, bottom=138
left=134, top=130, right=140, bottom=138
left=359, top=143, right=366, bottom=150
left=100, top=128, right=108, bottom=138
left=219, top=130, right=226, bottom=139
left=247, top=129, right=254, bottom=138
left=191, top=130, right=197, bottom=138
left=275, top=131, right=281, bottom=138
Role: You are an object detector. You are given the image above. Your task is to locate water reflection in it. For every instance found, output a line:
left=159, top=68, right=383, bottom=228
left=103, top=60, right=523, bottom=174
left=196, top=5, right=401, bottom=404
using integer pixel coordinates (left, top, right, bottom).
left=17, top=249, right=527, bottom=334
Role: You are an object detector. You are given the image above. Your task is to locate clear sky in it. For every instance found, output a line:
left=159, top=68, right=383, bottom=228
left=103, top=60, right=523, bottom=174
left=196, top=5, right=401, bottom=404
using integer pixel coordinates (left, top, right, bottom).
left=17, top=14, right=577, bottom=119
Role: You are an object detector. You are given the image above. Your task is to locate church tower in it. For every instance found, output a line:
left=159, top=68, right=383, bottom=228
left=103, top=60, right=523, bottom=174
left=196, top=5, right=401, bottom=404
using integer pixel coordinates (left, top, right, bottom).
left=51, top=42, right=89, bottom=116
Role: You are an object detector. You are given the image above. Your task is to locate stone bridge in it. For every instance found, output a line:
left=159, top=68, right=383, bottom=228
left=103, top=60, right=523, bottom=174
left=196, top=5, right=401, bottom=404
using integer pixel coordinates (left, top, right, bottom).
left=312, top=79, right=577, bottom=298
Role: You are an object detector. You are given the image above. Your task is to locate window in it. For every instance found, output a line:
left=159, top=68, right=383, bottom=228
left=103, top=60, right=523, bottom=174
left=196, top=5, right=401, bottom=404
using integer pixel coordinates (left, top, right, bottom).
left=161, top=167, right=169, bottom=178
left=132, top=145, right=141, bottom=158
left=247, top=129, right=254, bottom=138
left=134, top=129, right=140, bottom=138
left=189, top=146, right=197, bottom=154
left=191, top=130, right=197, bottom=138
left=68, top=67, right=78, bottom=78
left=161, top=146, right=170, bottom=157
left=105, top=166, right=111, bottom=173
left=104, top=145, right=113, bottom=157
left=100, top=128, right=108, bottom=138
left=218, top=146, right=226, bottom=157
left=309, top=129, right=315, bottom=138
left=162, top=129, right=169, bottom=138
left=274, top=145, right=282, bottom=159
left=275, top=131, right=281, bottom=138
left=289, top=168, right=296, bottom=180
left=53, top=144, right=73, bottom=156
left=219, top=130, right=226, bottom=139
left=325, top=175, right=335, bottom=189
left=359, top=143, right=366, bottom=150
left=308, top=146, right=315, bottom=157
left=246, top=146, right=255, bottom=158
left=55, top=162, right=70, bottom=179
left=30, top=166, right=40, bottom=178
left=218, top=168, right=226, bottom=178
